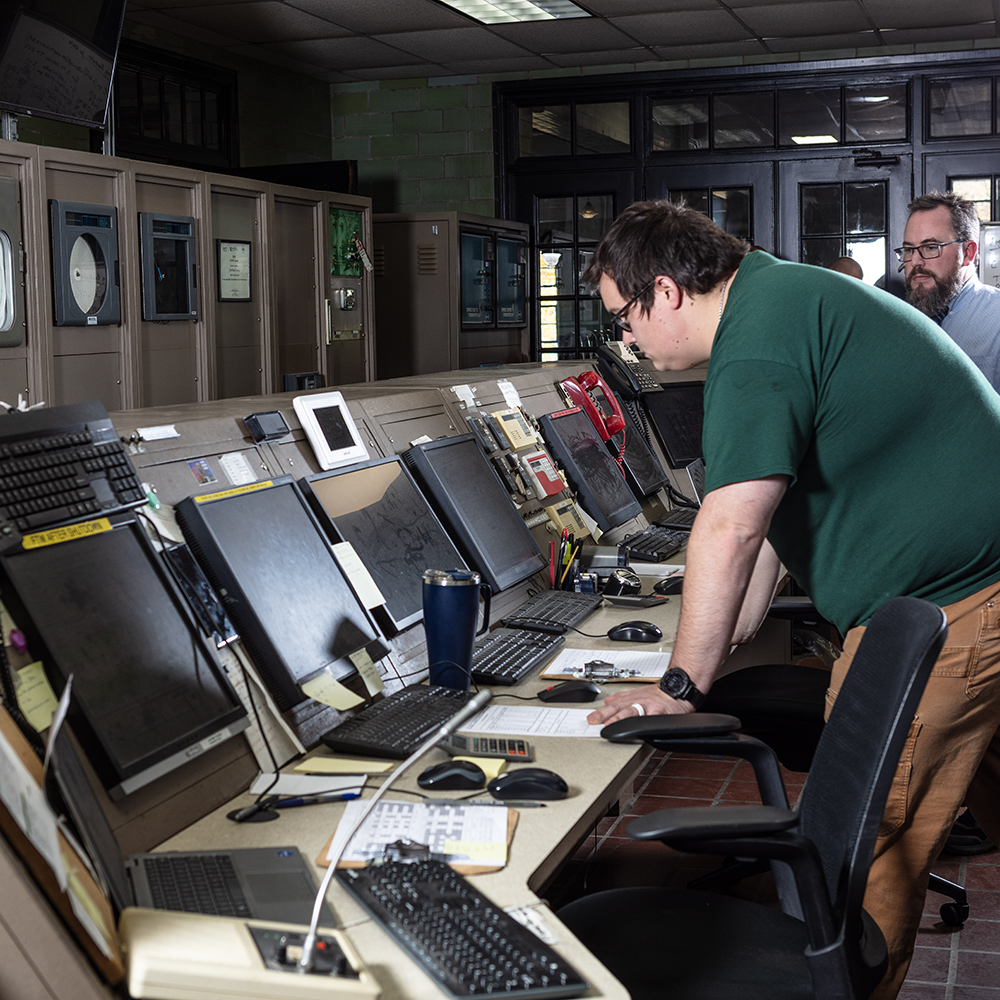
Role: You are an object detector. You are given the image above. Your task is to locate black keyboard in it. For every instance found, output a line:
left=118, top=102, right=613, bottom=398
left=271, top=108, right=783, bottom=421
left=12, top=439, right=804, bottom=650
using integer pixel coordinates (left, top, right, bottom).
left=471, top=627, right=565, bottom=686
left=502, top=590, right=603, bottom=635
left=320, top=685, right=471, bottom=759
left=142, top=854, right=250, bottom=918
left=338, top=859, right=588, bottom=1000
left=654, top=506, right=698, bottom=530
left=0, top=400, right=146, bottom=550
left=619, top=525, right=687, bottom=562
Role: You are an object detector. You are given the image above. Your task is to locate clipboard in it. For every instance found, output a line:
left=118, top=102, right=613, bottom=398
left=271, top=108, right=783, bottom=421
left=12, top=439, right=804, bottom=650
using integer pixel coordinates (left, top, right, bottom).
left=0, top=706, right=124, bottom=984
left=316, top=807, right=519, bottom=876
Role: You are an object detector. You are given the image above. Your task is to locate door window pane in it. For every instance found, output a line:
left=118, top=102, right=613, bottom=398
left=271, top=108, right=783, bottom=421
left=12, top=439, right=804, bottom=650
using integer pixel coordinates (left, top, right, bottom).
left=929, top=79, right=991, bottom=137
left=802, top=184, right=843, bottom=235
left=713, top=189, right=751, bottom=240
left=578, top=194, right=614, bottom=243
left=165, top=81, right=182, bottom=144
left=118, top=69, right=139, bottom=136
left=539, top=300, right=577, bottom=359
left=579, top=299, right=609, bottom=349
left=185, top=88, right=202, bottom=146
left=779, top=89, right=841, bottom=146
left=538, top=249, right=568, bottom=298
left=951, top=177, right=993, bottom=220
left=576, top=103, right=630, bottom=155
left=801, top=237, right=843, bottom=269
left=519, top=106, right=571, bottom=156
left=845, top=182, right=885, bottom=234
left=845, top=84, right=906, bottom=142
left=715, top=92, right=774, bottom=148
left=845, top=237, right=886, bottom=287
left=651, top=98, right=709, bottom=151
left=673, top=189, right=709, bottom=216
left=142, top=74, right=162, bottom=139
left=538, top=197, right=574, bottom=243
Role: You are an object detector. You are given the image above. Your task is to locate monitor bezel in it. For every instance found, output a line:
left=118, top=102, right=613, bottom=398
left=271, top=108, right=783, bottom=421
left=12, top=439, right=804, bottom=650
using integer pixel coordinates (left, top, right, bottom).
left=642, top=380, right=706, bottom=469
left=293, top=391, right=369, bottom=472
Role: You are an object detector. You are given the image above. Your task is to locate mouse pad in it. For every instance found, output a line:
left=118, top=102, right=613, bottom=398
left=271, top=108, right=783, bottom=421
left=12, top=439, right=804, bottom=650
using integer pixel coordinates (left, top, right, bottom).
left=316, top=805, right=519, bottom=874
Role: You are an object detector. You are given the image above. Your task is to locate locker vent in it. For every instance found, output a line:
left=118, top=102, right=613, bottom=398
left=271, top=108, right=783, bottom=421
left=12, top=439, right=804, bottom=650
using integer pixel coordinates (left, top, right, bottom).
left=417, top=244, right=438, bottom=275
left=373, top=246, right=385, bottom=277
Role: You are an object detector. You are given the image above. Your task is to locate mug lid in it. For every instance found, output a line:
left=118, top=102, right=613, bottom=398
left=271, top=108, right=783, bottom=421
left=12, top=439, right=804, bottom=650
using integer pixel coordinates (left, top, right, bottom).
left=422, top=568, right=481, bottom=586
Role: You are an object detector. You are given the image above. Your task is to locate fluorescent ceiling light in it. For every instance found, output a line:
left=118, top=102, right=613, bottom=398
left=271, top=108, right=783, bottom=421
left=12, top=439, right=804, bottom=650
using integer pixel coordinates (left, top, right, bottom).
left=792, top=134, right=838, bottom=145
left=436, top=0, right=590, bottom=23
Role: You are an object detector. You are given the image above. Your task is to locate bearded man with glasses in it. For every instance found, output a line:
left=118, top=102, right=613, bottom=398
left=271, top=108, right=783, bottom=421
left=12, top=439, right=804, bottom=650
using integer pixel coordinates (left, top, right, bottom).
left=899, top=191, right=1000, bottom=389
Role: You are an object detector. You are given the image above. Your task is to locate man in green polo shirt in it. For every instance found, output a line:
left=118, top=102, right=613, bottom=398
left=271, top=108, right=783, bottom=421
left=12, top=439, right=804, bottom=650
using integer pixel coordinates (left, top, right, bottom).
left=584, top=200, right=1000, bottom=1000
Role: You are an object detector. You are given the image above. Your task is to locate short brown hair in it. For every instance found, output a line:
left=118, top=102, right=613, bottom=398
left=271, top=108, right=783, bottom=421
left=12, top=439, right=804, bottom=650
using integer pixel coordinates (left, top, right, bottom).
left=907, top=190, right=980, bottom=245
left=583, top=200, right=747, bottom=317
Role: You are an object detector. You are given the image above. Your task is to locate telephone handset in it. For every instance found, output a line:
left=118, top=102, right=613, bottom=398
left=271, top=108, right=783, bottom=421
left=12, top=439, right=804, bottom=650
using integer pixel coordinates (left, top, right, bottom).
left=559, top=370, right=627, bottom=471
left=595, top=341, right=663, bottom=399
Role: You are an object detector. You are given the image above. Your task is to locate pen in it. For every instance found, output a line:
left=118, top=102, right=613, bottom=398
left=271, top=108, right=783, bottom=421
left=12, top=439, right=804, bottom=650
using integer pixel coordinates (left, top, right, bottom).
left=273, top=791, right=361, bottom=809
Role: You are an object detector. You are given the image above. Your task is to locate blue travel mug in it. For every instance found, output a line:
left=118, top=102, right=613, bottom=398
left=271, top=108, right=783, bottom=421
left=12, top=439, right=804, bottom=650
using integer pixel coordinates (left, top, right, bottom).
left=422, top=569, right=492, bottom=692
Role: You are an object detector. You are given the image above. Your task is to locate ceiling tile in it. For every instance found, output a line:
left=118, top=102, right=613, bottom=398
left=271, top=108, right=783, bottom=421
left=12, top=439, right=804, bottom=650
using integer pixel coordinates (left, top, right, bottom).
left=342, top=61, right=452, bottom=80
left=372, top=27, right=535, bottom=61
left=287, top=0, right=472, bottom=32
left=167, top=2, right=355, bottom=42
left=610, top=9, right=752, bottom=45
left=880, top=23, right=998, bottom=45
left=861, top=0, right=994, bottom=30
left=545, top=47, right=661, bottom=65
left=650, top=38, right=768, bottom=58
left=487, top=19, right=641, bottom=53
left=582, top=0, right=721, bottom=11
left=736, top=2, right=868, bottom=37
left=437, top=55, right=560, bottom=74
left=261, top=35, right=430, bottom=69
left=123, top=9, right=239, bottom=46
left=763, top=31, right=877, bottom=51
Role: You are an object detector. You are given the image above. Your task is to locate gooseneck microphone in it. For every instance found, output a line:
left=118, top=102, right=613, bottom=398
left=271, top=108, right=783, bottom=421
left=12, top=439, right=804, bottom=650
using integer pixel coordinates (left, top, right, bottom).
left=296, top=688, right=492, bottom=975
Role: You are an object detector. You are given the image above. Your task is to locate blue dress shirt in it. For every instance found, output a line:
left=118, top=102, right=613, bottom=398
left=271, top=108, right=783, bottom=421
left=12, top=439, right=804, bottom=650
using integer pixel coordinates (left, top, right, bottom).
left=941, top=274, right=1000, bottom=392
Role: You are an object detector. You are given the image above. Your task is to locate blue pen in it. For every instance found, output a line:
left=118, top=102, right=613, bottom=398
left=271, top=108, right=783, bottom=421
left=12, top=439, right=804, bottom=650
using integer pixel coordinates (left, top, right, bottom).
left=273, top=791, right=361, bottom=809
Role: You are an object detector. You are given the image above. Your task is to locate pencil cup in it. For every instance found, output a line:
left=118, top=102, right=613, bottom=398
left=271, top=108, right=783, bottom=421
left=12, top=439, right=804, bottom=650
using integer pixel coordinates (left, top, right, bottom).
left=422, top=569, right=491, bottom=692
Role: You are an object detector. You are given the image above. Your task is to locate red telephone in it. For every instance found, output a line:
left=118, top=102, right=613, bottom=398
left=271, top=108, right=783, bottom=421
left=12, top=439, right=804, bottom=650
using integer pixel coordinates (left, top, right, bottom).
left=559, top=370, right=627, bottom=471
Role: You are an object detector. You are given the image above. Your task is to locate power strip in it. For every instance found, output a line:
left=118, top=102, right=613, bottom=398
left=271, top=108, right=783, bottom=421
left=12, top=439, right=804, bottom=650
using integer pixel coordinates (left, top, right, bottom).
left=120, top=907, right=381, bottom=1000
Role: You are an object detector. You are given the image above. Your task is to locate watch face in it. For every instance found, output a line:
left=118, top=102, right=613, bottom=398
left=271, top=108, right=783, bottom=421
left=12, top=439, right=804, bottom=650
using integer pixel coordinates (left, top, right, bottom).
left=662, top=669, right=687, bottom=697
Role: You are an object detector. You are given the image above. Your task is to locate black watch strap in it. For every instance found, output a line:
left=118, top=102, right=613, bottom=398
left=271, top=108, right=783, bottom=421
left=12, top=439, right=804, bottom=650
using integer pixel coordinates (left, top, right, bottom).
left=658, top=667, right=706, bottom=709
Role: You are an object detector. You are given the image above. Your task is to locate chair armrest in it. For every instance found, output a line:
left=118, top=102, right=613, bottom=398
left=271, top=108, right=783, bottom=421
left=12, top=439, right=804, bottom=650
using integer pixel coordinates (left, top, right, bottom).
left=601, top=713, right=741, bottom=742
left=627, top=804, right=796, bottom=841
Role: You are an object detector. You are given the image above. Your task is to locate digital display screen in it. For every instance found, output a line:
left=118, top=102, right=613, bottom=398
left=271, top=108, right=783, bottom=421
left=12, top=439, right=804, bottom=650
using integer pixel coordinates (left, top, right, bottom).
left=316, top=405, right=355, bottom=452
left=643, top=382, right=705, bottom=468
left=66, top=211, right=112, bottom=229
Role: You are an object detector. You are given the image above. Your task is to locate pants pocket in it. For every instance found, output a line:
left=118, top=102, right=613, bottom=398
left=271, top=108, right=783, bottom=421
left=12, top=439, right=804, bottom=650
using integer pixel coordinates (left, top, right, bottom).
left=880, top=719, right=922, bottom=836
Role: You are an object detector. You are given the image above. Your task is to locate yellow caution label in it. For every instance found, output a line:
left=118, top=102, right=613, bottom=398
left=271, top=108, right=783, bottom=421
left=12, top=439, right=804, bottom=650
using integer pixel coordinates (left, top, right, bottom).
left=194, top=481, right=274, bottom=503
left=22, top=518, right=113, bottom=548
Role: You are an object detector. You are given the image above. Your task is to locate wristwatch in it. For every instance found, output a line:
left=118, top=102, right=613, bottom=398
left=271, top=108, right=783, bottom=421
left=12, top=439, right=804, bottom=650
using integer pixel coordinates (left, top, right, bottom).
left=659, top=667, right=706, bottom=709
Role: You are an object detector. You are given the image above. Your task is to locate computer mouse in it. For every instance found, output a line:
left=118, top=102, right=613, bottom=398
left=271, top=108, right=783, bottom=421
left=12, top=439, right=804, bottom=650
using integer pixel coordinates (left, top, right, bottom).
left=603, top=567, right=642, bottom=596
left=537, top=679, right=601, bottom=703
left=607, top=620, right=663, bottom=642
left=487, top=767, right=569, bottom=801
left=417, top=759, right=487, bottom=790
left=653, top=575, right=684, bottom=596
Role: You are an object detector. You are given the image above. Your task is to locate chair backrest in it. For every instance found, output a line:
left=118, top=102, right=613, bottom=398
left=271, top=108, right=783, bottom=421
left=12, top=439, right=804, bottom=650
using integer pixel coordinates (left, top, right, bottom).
left=797, top=596, right=947, bottom=924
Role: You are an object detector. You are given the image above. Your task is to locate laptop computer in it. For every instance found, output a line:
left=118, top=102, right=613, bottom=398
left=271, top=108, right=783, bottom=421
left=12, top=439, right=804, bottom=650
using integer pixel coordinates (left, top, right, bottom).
left=45, top=719, right=333, bottom=925
left=656, top=458, right=706, bottom=531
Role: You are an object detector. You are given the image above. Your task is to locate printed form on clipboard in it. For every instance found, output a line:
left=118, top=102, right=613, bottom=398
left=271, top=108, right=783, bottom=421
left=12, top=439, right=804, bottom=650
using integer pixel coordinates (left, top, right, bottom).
left=541, top=647, right=672, bottom=682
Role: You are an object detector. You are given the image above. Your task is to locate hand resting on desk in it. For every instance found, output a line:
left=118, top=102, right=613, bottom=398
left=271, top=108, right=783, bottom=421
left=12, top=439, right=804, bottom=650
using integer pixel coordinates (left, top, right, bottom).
left=587, top=686, right=695, bottom=726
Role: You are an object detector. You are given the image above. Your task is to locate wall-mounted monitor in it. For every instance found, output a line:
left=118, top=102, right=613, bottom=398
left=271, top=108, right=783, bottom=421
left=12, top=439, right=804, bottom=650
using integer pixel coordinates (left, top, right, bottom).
left=0, top=513, right=248, bottom=798
left=49, top=199, right=120, bottom=326
left=538, top=407, right=642, bottom=533
left=642, top=381, right=705, bottom=469
left=175, top=477, right=386, bottom=712
left=404, top=435, right=546, bottom=595
left=139, top=212, right=197, bottom=321
left=301, top=456, right=469, bottom=634
left=0, top=1, right=128, bottom=129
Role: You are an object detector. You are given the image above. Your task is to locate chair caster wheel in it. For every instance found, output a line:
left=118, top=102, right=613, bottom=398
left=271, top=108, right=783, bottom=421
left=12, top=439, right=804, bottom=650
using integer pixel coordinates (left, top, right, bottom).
left=940, top=901, right=969, bottom=926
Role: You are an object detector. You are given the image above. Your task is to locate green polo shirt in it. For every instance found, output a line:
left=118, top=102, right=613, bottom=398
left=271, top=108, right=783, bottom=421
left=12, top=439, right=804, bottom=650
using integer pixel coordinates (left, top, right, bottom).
left=702, top=251, right=1000, bottom=633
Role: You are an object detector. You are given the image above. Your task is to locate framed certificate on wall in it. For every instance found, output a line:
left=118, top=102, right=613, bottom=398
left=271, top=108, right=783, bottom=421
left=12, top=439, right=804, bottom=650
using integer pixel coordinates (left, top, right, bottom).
left=216, top=239, right=251, bottom=302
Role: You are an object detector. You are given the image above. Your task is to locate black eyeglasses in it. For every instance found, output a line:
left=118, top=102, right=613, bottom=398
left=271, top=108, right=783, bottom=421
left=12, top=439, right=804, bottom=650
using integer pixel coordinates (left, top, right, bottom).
left=892, top=240, right=963, bottom=263
left=610, top=278, right=655, bottom=332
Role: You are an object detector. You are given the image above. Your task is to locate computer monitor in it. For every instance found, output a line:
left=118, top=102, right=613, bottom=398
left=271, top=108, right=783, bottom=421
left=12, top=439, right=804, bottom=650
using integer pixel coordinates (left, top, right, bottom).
left=0, top=514, right=248, bottom=799
left=538, top=407, right=642, bottom=533
left=301, top=457, right=469, bottom=633
left=175, top=477, right=386, bottom=712
left=610, top=400, right=670, bottom=498
left=642, top=380, right=705, bottom=468
left=403, top=435, right=546, bottom=595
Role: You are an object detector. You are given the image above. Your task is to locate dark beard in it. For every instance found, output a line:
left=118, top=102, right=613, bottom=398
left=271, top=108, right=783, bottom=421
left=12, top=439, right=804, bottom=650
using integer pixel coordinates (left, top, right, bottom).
left=905, top=266, right=964, bottom=320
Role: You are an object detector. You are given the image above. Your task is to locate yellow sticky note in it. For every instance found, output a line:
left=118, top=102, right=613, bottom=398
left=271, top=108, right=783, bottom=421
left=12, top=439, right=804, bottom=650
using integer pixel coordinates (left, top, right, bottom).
left=301, top=671, right=365, bottom=711
left=456, top=756, right=506, bottom=780
left=332, top=542, right=385, bottom=610
left=14, top=661, right=58, bottom=732
left=349, top=647, right=384, bottom=696
left=443, top=840, right=508, bottom=864
left=294, top=756, right=392, bottom=775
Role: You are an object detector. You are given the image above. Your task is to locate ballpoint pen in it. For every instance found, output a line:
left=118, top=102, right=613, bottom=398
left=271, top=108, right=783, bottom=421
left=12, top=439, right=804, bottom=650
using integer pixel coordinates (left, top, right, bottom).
left=272, top=791, right=361, bottom=809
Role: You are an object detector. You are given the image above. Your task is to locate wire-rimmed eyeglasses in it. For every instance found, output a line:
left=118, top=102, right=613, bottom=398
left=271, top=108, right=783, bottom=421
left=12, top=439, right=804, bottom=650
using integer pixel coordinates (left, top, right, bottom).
left=610, top=278, right=655, bottom=333
left=892, top=240, right=963, bottom=264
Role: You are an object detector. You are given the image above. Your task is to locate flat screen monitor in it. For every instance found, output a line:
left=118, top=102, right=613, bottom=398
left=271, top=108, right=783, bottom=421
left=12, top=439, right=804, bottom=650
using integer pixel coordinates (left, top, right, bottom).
left=175, top=477, right=385, bottom=713
left=403, top=435, right=546, bottom=595
left=301, top=457, right=469, bottom=633
left=642, top=380, right=705, bottom=468
left=538, top=407, right=642, bottom=533
left=609, top=399, right=669, bottom=498
left=0, top=514, right=248, bottom=798
left=0, top=0, right=127, bottom=129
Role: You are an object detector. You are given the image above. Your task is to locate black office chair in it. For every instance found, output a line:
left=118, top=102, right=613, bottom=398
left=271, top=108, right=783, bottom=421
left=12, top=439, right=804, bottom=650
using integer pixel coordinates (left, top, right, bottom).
left=558, top=596, right=946, bottom=1000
